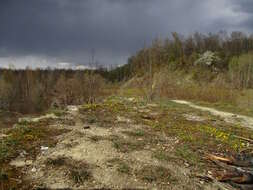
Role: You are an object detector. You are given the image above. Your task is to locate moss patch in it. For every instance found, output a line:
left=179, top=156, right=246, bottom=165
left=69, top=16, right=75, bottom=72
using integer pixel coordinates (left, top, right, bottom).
left=107, top=158, right=131, bottom=174
left=135, top=165, right=177, bottom=184
left=108, top=135, right=145, bottom=153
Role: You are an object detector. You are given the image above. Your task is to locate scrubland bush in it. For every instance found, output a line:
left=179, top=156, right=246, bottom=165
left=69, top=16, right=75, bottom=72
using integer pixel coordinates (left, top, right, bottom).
left=152, top=68, right=236, bottom=104
left=229, top=53, right=253, bottom=89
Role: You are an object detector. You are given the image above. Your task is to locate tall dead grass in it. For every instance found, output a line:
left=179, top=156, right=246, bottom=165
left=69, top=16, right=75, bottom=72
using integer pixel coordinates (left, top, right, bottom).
left=154, top=69, right=237, bottom=103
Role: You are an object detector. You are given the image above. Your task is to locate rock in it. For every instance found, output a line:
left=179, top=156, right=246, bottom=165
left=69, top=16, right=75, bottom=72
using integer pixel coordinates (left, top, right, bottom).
left=31, top=167, right=37, bottom=172
left=83, top=125, right=91, bottom=129
left=138, top=109, right=150, bottom=114
left=25, top=160, right=33, bottom=166
left=0, top=133, right=9, bottom=138
left=10, top=157, right=26, bottom=167
left=127, top=98, right=135, bottom=102
left=117, top=116, right=131, bottom=123
left=141, top=114, right=154, bottom=120
left=67, top=105, right=79, bottom=112
left=147, top=103, right=158, bottom=108
left=41, top=146, right=49, bottom=151
left=183, top=114, right=205, bottom=122
left=20, top=150, right=28, bottom=157
left=18, top=113, right=58, bottom=124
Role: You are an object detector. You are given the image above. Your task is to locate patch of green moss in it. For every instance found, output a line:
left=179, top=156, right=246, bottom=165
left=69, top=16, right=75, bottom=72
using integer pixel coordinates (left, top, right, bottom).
left=152, top=150, right=173, bottom=161
left=1, top=125, right=68, bottom=163
left=135, top=165, right=177, bottom=184
left=108, top=135, right=145, bottom=153
left=47, top=109, right=67, bottom=117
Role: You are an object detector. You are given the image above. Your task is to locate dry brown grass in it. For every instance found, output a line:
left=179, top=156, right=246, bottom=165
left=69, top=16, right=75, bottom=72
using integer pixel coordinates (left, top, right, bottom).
left=153, top=69, right=236, bottom=104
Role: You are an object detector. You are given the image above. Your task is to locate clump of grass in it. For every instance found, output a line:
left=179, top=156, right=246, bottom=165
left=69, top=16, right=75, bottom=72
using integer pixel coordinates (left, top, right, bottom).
left=45, top=156, right=92, bottom=184
left=152, top=150, right=172, bottom=161
left=117, top=163, right=130, bottom=174
left=0, top=165, right=26, bottom=190
left=122, top=130, right=146, bottom=137
left=47, top=109, right=67, bottom=117
left=87, top=116, right=97, bottom=124
left=46, top=157, right=67, bottom=167
left=1, top=125, right=68, bottom=163
left=107, top=158, right=131, bottom=174
left=69, top=166, right=92, bottom=184
left=17, top=120, right=31, bottom=126
left=89, top=135, right=104, bottom=142
left=175, top=145, right=201, bottom=166
left=135, top=165, right=176, bottom=184
left=79, top=103, right=101, bottom=113
left=109, top=135, right=145, bottom=153
left=0, top=170, right=8, bottom=181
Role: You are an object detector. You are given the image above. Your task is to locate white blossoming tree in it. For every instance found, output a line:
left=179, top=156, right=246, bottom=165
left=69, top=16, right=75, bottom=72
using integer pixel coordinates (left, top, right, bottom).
left=194, top=51, right=221, bottom=68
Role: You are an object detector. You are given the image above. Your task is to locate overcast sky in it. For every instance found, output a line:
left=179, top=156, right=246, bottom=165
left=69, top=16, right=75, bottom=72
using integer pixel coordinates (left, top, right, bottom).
left=0, top=0, right=253, bottom=69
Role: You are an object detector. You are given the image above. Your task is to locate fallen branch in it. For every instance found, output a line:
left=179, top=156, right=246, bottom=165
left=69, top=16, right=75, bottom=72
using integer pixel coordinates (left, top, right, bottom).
left=207, top=154, right=253, bottom=167
left=207, top=154, right=234, bottom=165
left=233, top=135, right=253, bottom=143
left=206, top=153, right=253, bottom=186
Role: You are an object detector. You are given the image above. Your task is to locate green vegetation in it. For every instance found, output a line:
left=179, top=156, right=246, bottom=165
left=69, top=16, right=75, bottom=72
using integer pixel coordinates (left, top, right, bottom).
left=88, top=135, right=104, bottom=142
left=69, top=166, right=92, bottom=184
left=135, top=165, right=177, bottom=184
left=152, top=150, right=173, bottom=161
left=0, top=125, right=68, bottom=163
left=122, top=130, right=146, bottom=137
left=47, top=108, right=67, bottom=117
left=107, top=158, right=131, bottom=174
left=0, top=123, right=69, bottom=189
left=175, top=145, right=201, bottom=166
left=46, top=157, right=67, bottom=167
left=109, top=135, right=145, bottom=153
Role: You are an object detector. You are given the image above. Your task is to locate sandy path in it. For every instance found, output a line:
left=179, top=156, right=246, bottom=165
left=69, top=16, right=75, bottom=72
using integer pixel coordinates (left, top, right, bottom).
left=172, top=100, right=253, bottom=129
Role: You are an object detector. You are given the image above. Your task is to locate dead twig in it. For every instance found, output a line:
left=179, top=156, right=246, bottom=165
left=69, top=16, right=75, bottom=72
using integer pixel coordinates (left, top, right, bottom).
left=233, top=135, right=253, bottom=143
left=207, top=154, right=234, bottom=165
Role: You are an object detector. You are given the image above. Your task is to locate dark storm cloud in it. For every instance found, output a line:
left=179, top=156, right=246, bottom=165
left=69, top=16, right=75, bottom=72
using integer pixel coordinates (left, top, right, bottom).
left=0, top=0, right=252, bottom=68
left=229, top=0, right=253, bottom=31
left=231, top=0, right=253, bottom=14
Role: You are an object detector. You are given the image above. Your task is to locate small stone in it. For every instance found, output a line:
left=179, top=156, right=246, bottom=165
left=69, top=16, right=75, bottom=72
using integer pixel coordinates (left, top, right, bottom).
left=117, top=116, right=131, bottom=123
left=83, top=126, right=91, bottom=129
left=31, top=167, right=37, bottom=172
left=20, top=150, right=28, bottom=157
left=0, top=134, right=9, bottom=139
left=41, top=146, right=49, bottom=151
left=25, top=160, right=33, bottom=165
left=10, top=158, right=26, bottom=167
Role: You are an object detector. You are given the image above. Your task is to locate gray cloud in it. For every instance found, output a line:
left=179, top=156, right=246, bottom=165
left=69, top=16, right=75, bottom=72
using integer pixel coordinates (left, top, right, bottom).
left=0, top=0, right=252, bottom=68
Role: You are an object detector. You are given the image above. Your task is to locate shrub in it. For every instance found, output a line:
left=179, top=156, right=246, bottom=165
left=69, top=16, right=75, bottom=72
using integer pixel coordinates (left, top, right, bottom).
left=229, top=53, right=253, bottom=89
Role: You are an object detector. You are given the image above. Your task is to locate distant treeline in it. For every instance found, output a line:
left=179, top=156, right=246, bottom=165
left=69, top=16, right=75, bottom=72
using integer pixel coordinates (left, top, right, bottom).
left=1, top=31, right=253, bottom=113
left=0, top=69, right=106, bottom=113
left=108, top=31, right=253, bottom=83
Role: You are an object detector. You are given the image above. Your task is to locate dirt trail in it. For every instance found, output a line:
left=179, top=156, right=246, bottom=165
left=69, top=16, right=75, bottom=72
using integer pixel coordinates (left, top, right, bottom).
left=172, top=100, right=253, bottom=129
